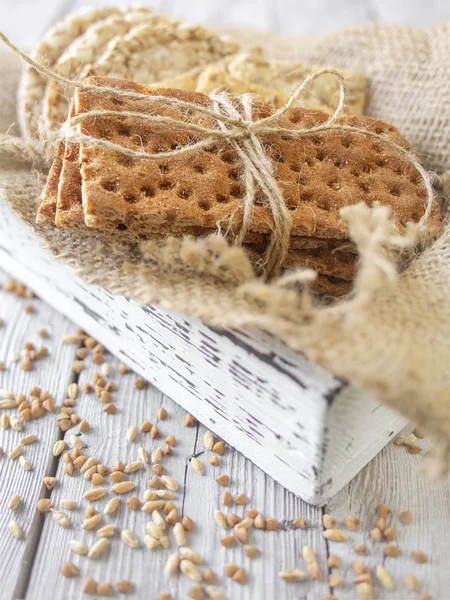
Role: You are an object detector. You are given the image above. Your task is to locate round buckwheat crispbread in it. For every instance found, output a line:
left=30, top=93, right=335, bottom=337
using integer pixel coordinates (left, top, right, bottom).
left=88, top=21, right=239, bottom=86
left=42, top=8, right=178, bottom=143
left=17, top=6, right=122, bottom=141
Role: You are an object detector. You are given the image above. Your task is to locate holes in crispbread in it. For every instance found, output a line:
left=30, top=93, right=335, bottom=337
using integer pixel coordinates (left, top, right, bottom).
left=328, top=181, right=341, bottom=191
left=316, top=150, right=325, bottom=161
left=159, top=179, right=174, bottom=190
left=198, top=200, right=211, bottom=211
left=216, top=193, right=229, bottom=203
left=376, top=158, right=388, bottom=167
left=389, top=186, right=401, bottom=197
left=297, top=176, right=310, bottom=186
left=124, top=193, right=138, bottom=204
left=230, top=184, right=243, bottom=198
left=141, top=186, right=155, bottom=198
left=101, top=180, right=118, bottom=193
left=334, top=159, right=346, bottom=168
left=158, top=164, right=170, bottom=174
left=117, top=125, right=132, bottom=137
left=220, top=150, right=237, bottom=163
left=117, top=223, right=127, bottom=231
left=117, top=154, right=135, bottom=167
left=305, top=156, right=315, bottom=167
left=341, top=136, right=351, bottom=149
left=178, top=188, right=192, bottom=199
left=300, top=191, right=313, bottom=203
left=359, top=181, right=370, bottom=193
left=290, top=164, right=301, bottom=172
left=193, top=164, right=206, bottom=174
left=228, top=168, right=240, bottom=180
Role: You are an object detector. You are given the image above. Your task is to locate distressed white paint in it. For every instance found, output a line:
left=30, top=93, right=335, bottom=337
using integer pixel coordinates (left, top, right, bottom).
left=0, top=274, right=448, bottom=600
left=0, top=196, right=407, bottom=505
left=0, top=273, right=79, bottom=597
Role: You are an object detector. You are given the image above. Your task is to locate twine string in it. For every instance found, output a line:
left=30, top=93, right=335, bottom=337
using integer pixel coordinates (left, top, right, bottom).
left=0, top=30, right=436, bottom=276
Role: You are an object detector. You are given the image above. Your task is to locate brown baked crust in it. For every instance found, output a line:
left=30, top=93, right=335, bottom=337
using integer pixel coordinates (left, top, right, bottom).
left=36, top=141, right=64, bottom=226
left=71, top=77, right=440, bottom=240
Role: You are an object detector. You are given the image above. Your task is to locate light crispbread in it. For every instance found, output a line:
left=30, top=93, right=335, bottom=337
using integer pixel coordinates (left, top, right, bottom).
left=18, top=6, right=121, bottom=141
left=88, top=21, right=239, bottom=84
left=227, top=47, right=368, bottom=116
left=75, top=77, right=440, bottom=240
left=42, top=9, right=177, bottom=142
left=195, top=65, right=289, bottom=108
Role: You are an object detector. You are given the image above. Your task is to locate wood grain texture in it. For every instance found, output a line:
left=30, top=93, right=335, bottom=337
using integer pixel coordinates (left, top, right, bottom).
left=1, top=268, right=449, bottom=600
left=0, top=272, right=79, bottom=597
left=326, top=438, right=450, bottom=598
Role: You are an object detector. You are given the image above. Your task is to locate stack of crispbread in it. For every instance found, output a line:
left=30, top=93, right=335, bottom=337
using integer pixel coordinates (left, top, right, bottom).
left=36, top=76, right=441, bottom=296
left=25, top=6, right=441, bottom=296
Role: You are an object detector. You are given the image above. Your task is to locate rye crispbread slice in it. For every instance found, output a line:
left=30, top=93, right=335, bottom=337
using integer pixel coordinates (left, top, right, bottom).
left=43, top=9, right=176, bottom=141
left=72, top=77, right=440, bottom=240
left=18, top=6, right=121, bottom=141
left=227, top=47, right=369, bottom=116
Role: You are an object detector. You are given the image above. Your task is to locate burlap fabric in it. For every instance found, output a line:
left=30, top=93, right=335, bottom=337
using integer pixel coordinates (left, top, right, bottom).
left=1, top=23, right=449, bottom=474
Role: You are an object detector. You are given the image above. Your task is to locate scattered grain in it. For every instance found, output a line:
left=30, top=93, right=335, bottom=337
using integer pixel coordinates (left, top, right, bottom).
left=279, top=570, right=305, bottom=582
left=384, top=544, right=401, bottom=557
left=191, top=457, right=205, bottom=475
left=112, top=481, right=136, bottom=494
left=376, top=564, right=394, bottom=590
left=121, top=530, right=139, bottom=548
left=400, top=510, right=413, bottom=525
left=412, top=550, right=428, bottom=564
left=405, top=574, right=421, bottom=591
left=60, top=562, right=79, bottom=577
left=82, top=514, right=103, bottom=530
left=328, top=554, right=341, bottom=569
left=52, top=509, right=72, bottom=528
left=88, top=538, right=110, bottom=559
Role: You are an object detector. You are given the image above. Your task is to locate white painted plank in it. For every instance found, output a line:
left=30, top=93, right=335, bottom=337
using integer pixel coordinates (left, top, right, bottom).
left=0, top=271, right=79, bottom=597
left=183, top=420, right=331, bottom=599
left=325, top=437, right=450, bottom=598
left=25, top=342, right=202, bottom=599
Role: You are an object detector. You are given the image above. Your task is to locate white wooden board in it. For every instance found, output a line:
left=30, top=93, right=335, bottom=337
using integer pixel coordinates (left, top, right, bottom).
left=0, top=272, right=447, bottom=600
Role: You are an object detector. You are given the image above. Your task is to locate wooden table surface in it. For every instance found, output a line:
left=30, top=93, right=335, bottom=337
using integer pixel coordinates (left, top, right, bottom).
left=0, top=2, right=449, bottom=599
